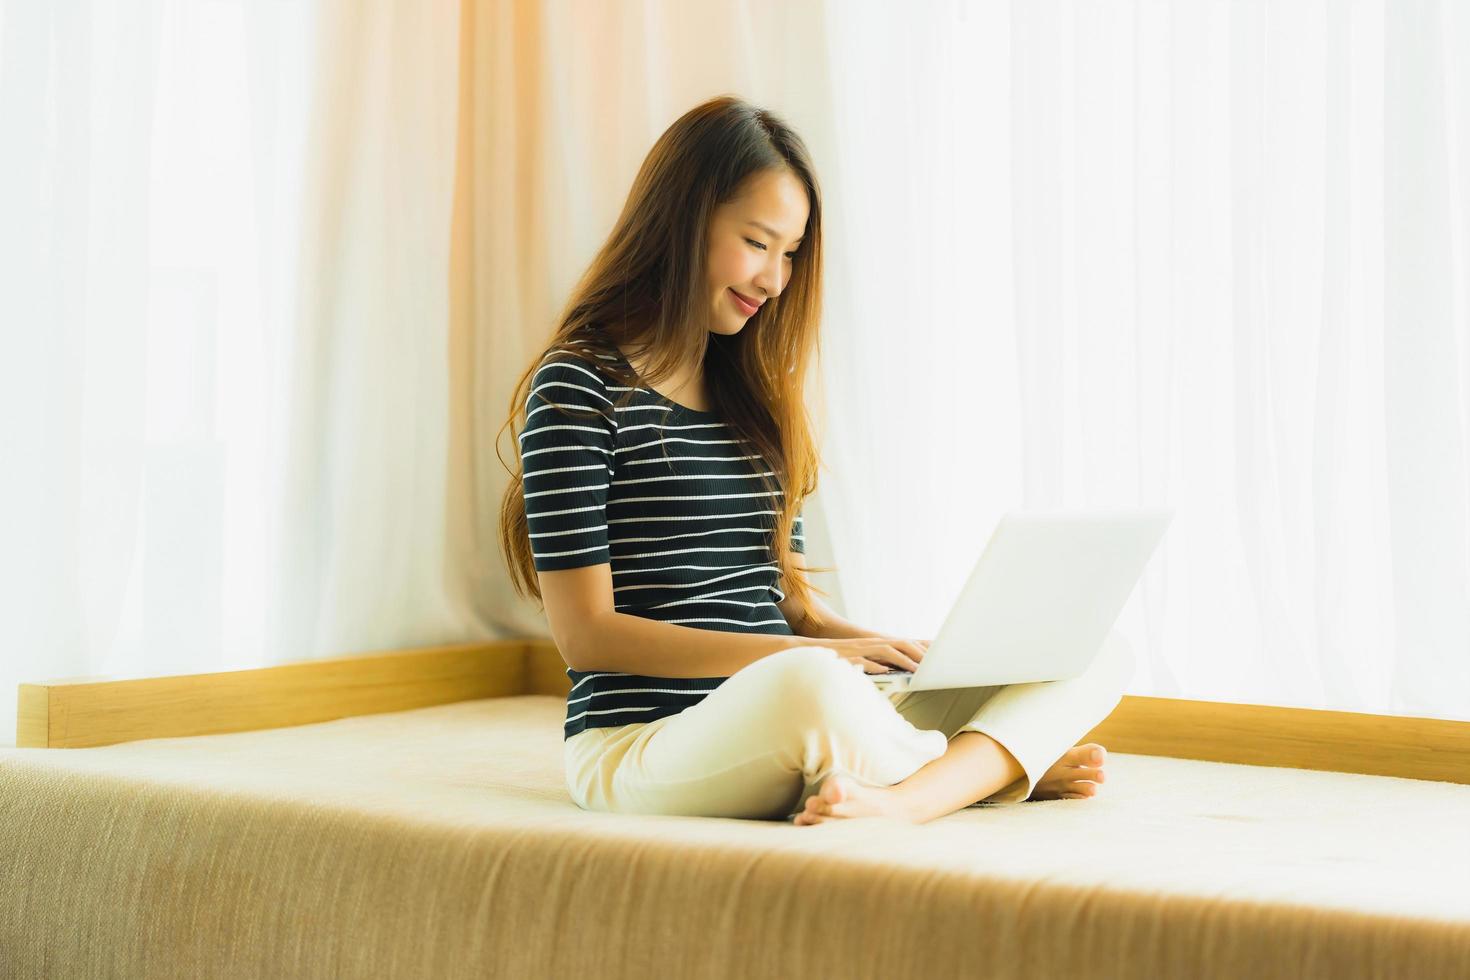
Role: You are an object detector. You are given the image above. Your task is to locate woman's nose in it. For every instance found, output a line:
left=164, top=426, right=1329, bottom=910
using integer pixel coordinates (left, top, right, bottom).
left=752, top=257, right=784, bottom=299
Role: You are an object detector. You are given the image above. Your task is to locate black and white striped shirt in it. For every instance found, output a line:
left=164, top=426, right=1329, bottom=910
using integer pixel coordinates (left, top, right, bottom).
left=518, top=344, right=805, bottom=740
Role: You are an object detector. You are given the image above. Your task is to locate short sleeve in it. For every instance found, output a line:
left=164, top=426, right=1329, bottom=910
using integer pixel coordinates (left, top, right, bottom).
left=791, top=507, right=805, bottom=554
left=519, top=353, right=618, bottom=571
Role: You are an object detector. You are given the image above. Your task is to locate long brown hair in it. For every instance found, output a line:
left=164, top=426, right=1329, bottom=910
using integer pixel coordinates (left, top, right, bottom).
left=496, top=94, right=833, bottom=630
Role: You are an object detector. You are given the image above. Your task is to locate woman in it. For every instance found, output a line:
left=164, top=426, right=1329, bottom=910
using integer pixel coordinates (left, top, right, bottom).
left=497, top=95, right=1132, bottom=825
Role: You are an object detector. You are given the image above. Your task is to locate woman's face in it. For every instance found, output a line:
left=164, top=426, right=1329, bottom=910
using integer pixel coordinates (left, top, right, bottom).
left=703, top=168, right=810, bottom=337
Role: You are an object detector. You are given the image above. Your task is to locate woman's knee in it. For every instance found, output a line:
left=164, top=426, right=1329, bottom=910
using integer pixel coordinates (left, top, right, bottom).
left=739, top=644, right=873, bottom=724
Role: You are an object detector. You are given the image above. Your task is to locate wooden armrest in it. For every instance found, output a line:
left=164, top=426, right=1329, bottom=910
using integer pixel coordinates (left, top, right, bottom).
left=14, top=639, right=1470, bottom=787
left=16, top=638, right=569, bottom=749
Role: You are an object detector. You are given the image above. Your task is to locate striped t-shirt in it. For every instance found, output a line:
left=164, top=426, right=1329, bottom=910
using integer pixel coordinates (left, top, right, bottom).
left=518, top=343, right=805, bottom=740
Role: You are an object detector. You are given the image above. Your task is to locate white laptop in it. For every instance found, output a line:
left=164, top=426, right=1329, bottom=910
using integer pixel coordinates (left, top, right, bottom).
left=868, top=507, right=1174, bottom=693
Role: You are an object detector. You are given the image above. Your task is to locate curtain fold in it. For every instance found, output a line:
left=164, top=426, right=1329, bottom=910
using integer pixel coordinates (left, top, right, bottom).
left=269, top=0, right=466, bottom=662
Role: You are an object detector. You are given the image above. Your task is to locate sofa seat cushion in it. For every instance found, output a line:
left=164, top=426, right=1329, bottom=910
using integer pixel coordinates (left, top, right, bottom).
left=2, top=694, right=1468, bottom=979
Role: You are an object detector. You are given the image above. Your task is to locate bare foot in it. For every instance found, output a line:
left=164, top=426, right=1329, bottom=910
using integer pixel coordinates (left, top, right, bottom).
left=1027, top=743, right=1107, bottom=801
left=792, top=774, right=915, bottom=826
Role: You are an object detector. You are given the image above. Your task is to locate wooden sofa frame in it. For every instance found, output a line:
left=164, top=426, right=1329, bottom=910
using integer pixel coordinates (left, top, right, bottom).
left=16, top=639, right=1470, bottom=787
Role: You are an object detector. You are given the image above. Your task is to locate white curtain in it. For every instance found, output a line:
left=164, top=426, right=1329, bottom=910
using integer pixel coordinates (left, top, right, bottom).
left=0, top=0, right=314, bottom=699
left=0, top=0, right=468, bottom=747
left=3, top=0, right=1467, bottom=749
left=819, top=0, right=1470, bottom=719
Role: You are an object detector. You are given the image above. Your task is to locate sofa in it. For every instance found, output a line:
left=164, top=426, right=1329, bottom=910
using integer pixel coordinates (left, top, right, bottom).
left=3, top=639, right=1468, bottom=978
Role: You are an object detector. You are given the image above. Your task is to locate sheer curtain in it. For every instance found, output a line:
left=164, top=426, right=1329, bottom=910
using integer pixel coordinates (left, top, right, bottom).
left=0, top=0, right=469, bottom=747
left=818, top=0, right=1470, bottom=719
left=0, top=0, right=318, bottom=720
left=3, top=0, right=1467, bottom=751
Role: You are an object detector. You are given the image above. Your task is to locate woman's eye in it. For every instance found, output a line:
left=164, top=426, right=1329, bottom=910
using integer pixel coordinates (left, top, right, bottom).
left=746, top=239, right=798, bottom=260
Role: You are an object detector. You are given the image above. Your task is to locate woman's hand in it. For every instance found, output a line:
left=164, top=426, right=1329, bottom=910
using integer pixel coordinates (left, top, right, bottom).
left=825, top=636, right=932, bottom=674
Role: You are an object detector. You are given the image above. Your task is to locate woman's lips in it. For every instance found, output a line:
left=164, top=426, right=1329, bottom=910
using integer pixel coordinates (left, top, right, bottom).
left=729, top=288, right=760, bottom=316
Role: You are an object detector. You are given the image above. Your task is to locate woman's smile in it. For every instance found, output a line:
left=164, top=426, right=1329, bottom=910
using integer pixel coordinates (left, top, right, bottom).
left=728, top=287, right=760, bottom=316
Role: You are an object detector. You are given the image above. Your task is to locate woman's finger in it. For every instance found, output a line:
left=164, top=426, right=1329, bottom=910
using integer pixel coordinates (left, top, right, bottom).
left=891, top=639, right=925, bottom=667
left=886, top=646, right=921, bottom=672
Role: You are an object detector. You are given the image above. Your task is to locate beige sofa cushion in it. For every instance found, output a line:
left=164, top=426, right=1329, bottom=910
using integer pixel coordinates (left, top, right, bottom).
left=2, top=694, right=1468, bottom=978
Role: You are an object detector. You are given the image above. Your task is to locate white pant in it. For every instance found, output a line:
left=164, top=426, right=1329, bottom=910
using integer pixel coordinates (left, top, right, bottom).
left=564, top=630, right=1136, bottom=821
